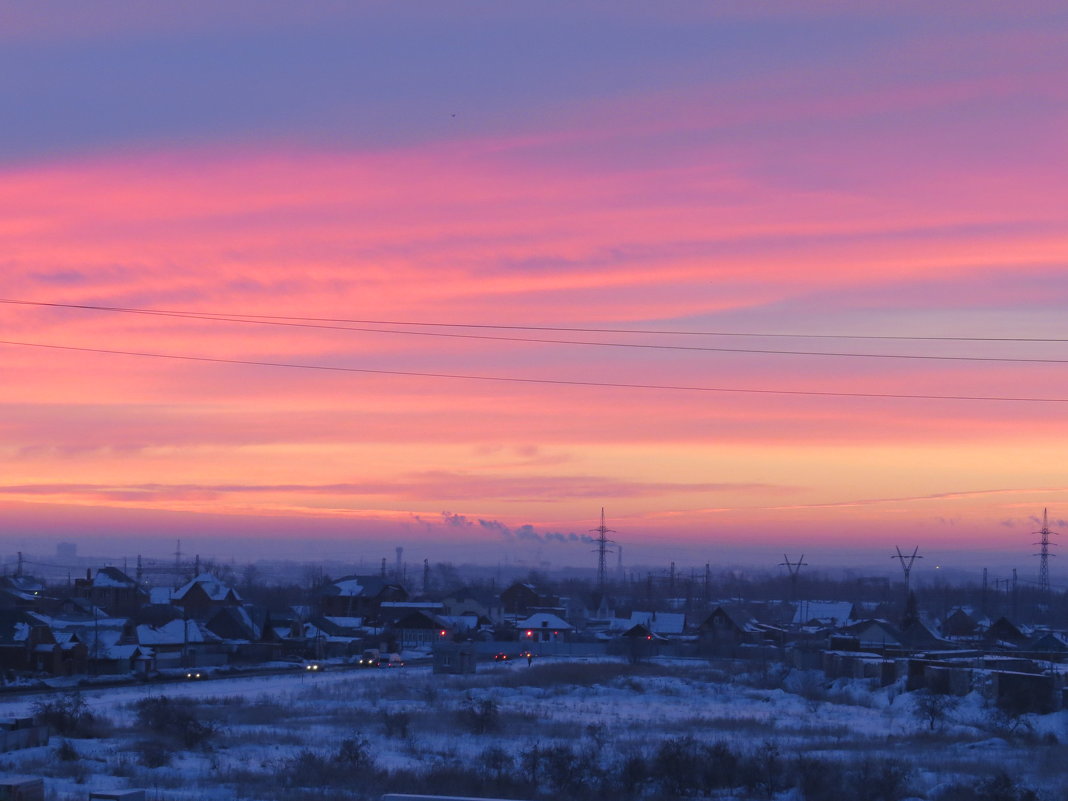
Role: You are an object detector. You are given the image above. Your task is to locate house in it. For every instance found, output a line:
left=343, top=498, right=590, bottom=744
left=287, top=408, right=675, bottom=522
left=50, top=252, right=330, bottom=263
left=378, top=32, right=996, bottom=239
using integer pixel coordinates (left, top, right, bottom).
left=940, top=607, right=980, bottom=639
left=391, top=610, right=452, bottom=649
left=699, top=606, right=763, bottom=645
left=439, top=587, right=504, bottom=623
left=985, top=617, right=1031, bottom=649
left=837, top=619, right=903, bottom=649
left=136, top=617, right=223, bottom=668
left=516, top=612, right=573, bottom=643
left=0, top=610, right=78, bottom=675
left=899, top=617, right=947, bottom=650
left=43, top=613, right=130, bottom=674
left=73, top=568, right=148, bottom=616
left=1027, top=630, right=1068, bottom=653
left=618, top=611, right=686, bottom=637
left=319, top=576, right=408, bottom=620
left=302, top=616, right=368, bottom=658
left=793, top=601, right=856, bottom=628
left=171, top=574, right=242, bottom=617
left=500, top=583, right=560, bottom=620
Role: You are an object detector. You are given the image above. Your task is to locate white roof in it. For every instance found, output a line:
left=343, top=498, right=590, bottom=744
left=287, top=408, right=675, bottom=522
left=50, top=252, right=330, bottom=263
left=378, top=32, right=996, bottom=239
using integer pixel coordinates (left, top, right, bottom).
left=149, top=587, right=173, bottom=605
left=137, top=618, right=208, bottom=646
left=794, top=601, right=855, bottom=625
left=627, top=611, right=686, bottom=635
left=322, top=616, right=363, bottom=627
left=438, top=615, right=478, bottom=631
left=173, top=573, right=242, bottom=603
left=92, top=570, right=135, bottom=588
left=517, top=612, right=573, bottom=631
left=331, top=579, right=365, bottom=597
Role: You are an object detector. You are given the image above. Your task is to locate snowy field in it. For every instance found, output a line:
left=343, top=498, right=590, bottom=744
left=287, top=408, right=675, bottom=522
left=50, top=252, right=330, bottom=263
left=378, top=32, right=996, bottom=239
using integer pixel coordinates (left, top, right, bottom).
left=3, top=657, right=1066, bottom=800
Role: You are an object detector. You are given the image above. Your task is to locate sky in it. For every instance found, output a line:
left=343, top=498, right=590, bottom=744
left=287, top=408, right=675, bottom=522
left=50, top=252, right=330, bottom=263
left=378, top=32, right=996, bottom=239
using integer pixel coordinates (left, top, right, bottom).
left=2, top=2, right=1068, bottom=578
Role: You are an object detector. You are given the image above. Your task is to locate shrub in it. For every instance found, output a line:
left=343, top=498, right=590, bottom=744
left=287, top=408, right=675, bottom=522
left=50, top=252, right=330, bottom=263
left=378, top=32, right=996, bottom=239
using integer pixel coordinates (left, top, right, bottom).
left=278, top=737, right=377, bottom=789
left=652, top=736, right=705, bottom=796
left=617, top=753, right=648, bottom=797
left=134, top=739, right=172, bottom=768
left=934, top=772, right=1039, bottom=801
left=133, top=696, right=216, bottom=748
left=846, top=758, right=912, bottom=801
left=913, top=690, right=958, bottom=731
left=458, top=697, right=500, bottom=734
left=55, top=739, right=79, bottom=762
left=795, top=755, right=846, bottom=801
left=382, top=709, right=410, bottom=738
left=478, top=745, right=513, bottom=782
left=32, top=692, right=102, bottom=737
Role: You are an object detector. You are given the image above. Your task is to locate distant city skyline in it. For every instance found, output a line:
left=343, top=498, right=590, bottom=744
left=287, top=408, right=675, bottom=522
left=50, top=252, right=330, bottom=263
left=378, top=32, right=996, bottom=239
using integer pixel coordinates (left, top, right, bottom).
left=2, top=3, right=1067, bottom=565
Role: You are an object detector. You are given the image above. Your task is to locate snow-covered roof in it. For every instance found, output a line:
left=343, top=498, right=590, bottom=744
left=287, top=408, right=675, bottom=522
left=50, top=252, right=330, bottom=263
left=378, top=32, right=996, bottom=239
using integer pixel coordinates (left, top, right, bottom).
left=793, top=601, right=855, bottom=626
left=92, top=567, right=138, bottom=588
left=83, top=628, right=124, bottom=652
left=438, top=614, right=479, bottom=631
left=173, top=573, right=242, bottom=603
left=322, top=616, right=363, bottom=628
left=136, top=618, right=209, bottom=646
left=624, top=611, right=686, bottom=635
left=517, top=612, right=573, bottom=631
left=330, top=578, right=365, bottom=597
left=149, top=587, right=173, bottom=605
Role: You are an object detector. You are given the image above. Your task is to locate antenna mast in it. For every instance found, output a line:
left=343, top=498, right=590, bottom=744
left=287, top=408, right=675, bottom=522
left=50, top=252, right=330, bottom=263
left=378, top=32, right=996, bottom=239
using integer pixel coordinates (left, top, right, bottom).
left=590, top=508, right=615, bottom=596
left=1034, top=508, right=1058, bottom=594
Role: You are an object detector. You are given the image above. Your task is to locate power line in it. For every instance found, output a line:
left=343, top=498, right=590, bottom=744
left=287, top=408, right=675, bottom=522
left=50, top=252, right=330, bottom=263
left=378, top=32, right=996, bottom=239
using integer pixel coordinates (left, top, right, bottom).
left=4, top=297, right=1068, bottom=348
left=3, top=337, right=1068, bottom=403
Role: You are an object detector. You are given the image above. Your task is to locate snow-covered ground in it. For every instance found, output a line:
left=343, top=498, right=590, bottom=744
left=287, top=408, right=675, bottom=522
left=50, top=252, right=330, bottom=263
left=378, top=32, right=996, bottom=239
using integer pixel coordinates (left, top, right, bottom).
left=2, top=657, right=1065, bottom=800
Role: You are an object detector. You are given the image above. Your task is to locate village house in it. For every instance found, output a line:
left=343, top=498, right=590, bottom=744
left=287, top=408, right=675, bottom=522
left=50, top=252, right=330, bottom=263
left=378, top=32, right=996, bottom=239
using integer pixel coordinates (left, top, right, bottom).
left=171, top=573, right=243, bottom=617
left=516, top=612, right=573, bottom=643
left=319, top=575, right=408, bottom=620
left=73, top=567, right=148, bottom=616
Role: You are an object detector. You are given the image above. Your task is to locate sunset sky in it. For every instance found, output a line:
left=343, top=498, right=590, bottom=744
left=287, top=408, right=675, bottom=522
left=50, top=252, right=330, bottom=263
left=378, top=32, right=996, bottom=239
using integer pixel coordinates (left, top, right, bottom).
left=3, top=2, right=1068, bottom=576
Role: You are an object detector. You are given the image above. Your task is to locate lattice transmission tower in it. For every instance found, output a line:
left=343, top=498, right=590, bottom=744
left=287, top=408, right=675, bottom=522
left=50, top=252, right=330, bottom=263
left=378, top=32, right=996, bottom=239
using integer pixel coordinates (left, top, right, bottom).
left=1034, top=508, right=1058, bottom=594
left=779, top=554, right=808, bottom=602
left=590, top=508, right=616, bottom=595
left=891, top=546, right=922, bottom=603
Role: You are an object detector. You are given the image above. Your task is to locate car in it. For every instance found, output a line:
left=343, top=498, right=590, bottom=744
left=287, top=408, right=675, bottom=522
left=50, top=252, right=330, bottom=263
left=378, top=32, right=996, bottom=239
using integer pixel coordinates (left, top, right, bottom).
left=302, top=661, right=324, bottom=672
left=356, top=649, right=380, bottom=668
left=184, top=670, right=205, bottom=680
left=493, top=652, right=511, bottom=662
left=378, top=653, right=404, bottom=668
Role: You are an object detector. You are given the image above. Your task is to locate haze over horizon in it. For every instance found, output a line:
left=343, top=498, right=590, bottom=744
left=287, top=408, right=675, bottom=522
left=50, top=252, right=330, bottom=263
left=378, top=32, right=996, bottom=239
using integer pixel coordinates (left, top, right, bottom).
left=2, top=2, right=1067, bottom=575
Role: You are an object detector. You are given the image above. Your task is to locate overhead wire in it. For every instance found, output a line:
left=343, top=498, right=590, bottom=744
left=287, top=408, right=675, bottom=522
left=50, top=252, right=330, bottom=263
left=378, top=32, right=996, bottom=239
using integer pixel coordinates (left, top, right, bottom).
left=2, top=337, right=1068, bottom=403
left=2, top=298, right=1068, bottom=364
left=3, top=297, right=1068, bottom=343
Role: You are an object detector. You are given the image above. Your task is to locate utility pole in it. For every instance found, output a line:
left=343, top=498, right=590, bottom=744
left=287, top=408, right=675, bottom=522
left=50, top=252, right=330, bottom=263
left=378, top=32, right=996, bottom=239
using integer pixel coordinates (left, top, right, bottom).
left=589, top=508, right=615, bottom=597
left=15, top=552, right=22, bottom=579
left=423, top=558, right=430, bottom=594
left=981, top=567, right=988, bottom=618
left=1034, top=508, right=1057, bottom=595
left=891, top=546, right=922, bottom=603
